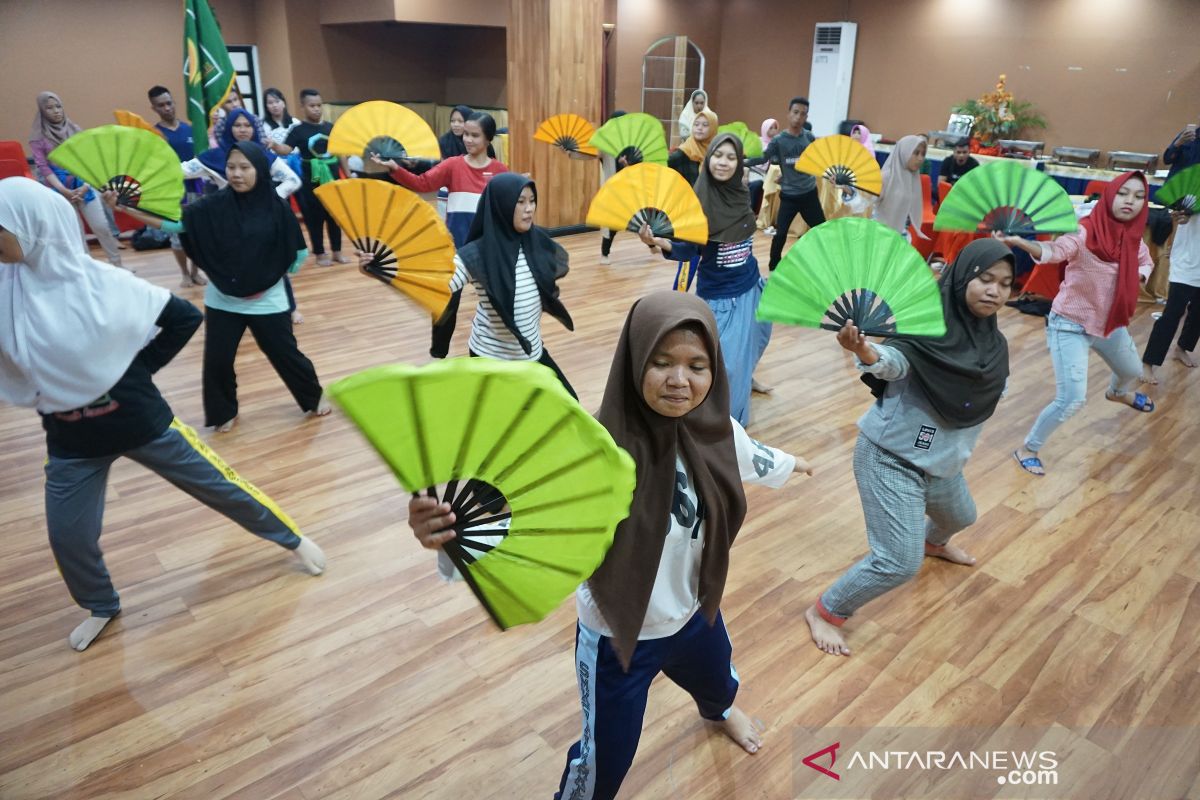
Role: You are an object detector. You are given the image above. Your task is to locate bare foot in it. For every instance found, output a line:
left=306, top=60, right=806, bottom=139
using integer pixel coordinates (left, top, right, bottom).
left=291, top=310, right=305, bottom=325
left=316, top=255, right=333, bottom=267
left=804, top=604, right=851, bottom=656
left=1141, top=364, right=1159, bottom=385
left=924, top=541, right=976, bottom=566
left=713, top=706, right=763, bottom=754
left=190, top=271, right=207, bottom=286
left=1175, top=346, right=1198, bottom=368
left=307, top=393, right=332, bottom=418
left=333, top=252, right=351, bottom=264
left=179, top=276, right=195, bottom=289
left=751, top=378, right=774, bottom=394
left=599, top=255, right=611, bottom=265
left=215, top=416, right=237, bottom=433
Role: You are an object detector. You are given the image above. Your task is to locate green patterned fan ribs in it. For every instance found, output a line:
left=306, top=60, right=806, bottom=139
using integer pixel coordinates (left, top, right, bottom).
left=589, top=112, right=669, bottom=165
left=1156, top=164, right=1200, bottom=216
left=329, top=359, right=636, bottom=630
left=934, top=160, right=1077, bottom=235
left=758, top=217, right=947, bottom=338
left=47, top=125, right=185, bottom=220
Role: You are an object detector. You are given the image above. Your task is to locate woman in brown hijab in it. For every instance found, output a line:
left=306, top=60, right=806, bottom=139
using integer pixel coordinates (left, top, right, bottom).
left=409, top=291, right=812, bottom=799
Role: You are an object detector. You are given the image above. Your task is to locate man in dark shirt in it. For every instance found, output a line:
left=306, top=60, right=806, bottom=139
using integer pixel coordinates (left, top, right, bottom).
left=277, top=88, right=349, bottom=265
left=746, top=96, right=826, bottom=269
left=148, top=85, right=206, bottom=287
left=939, top=140, right=979, bottom=185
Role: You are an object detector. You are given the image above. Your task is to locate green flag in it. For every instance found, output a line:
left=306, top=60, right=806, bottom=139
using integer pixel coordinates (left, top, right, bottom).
left=183, top=0, right=235, bottom=156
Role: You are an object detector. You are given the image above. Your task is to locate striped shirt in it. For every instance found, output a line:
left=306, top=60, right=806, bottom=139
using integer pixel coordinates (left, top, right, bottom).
left=450, top=248, right=543, bottom=360
left=1039, top=229, right=1153, bottom=337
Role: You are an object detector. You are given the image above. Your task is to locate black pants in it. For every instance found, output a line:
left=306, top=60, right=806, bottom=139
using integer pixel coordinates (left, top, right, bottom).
left=468, top=347, right=578, bottom=399
left=769, top=189, right=825, bottom=269
left=295, top=185, right=341, bottom=256
left=203, top=306, right=324, bottom=427
left=1142, top=281, right=1200, bottom=366
left=601, top=230, right=617, bottom=257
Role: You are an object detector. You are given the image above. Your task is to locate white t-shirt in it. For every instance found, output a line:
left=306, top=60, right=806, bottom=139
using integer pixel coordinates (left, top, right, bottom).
left=576, top=418, right=795, bottom=640
left=1170, top=217, right=1200, bottom=287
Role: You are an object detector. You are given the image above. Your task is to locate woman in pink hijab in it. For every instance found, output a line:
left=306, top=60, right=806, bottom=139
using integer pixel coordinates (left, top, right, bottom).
left=754, top=118, right=782, bottom=233
left=850, top=123, right=874, bottom=154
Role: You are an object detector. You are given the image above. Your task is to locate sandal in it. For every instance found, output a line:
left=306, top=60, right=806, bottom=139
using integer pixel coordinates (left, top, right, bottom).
left=1106, top=390, right=1155, bottom=413
left=1012, top=450, right=1045, bottom=476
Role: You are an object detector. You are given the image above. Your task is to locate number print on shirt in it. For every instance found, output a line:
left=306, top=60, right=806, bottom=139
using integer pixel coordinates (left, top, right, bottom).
left=672, top=470, right=705, bottom=539
left=750, top=439, right=775, bottom=477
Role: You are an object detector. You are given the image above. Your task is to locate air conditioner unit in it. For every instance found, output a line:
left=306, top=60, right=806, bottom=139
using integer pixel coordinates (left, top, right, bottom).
left=807, top=22, right=857, bottom=138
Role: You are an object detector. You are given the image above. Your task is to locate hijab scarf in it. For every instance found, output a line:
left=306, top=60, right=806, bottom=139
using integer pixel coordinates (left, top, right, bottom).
left=876, top=134, right=928, bottom=239
left=759, top=118, right=778, bottom=150
left=181, top=142, right=305, bottom=297
left=0, top=177, right=169, bottom=413
left=588, top=291, right=747, bottom=669
left=29, top=91, right=82, bottom=149
left=457, top=173, right=573, bottom=354
left=1080, top=171, right=1150, bottom=335
left=678, top=90, right=713, bottom=139
left=197, top=109, right=276, bottom=175
left=861, top=238, right=1012, bottom=428
left=678, top=109, right=718, bottom=163
left=692, top=133, right=757, bottom=244
left=438, top=104, right=474, bottom=159
left=851, top=123, right=874, bottom=154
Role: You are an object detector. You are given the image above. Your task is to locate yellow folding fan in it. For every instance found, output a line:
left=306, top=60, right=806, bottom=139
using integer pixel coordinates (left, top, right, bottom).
left=314, top=179, right=455, bottom=316
left=585, top=162, right=708, bottom=244
left=795, top=134, right=883, bottom=195
left=327, top=101, right=440, bottom=162
left=113, top=110, right=164, bottom=139
left=534, top=113, right=598, bottom=158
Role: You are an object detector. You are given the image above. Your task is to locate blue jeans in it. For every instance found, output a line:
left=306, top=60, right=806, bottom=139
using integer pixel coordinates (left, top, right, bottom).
left=1023, top=312, right=1142, bottom=453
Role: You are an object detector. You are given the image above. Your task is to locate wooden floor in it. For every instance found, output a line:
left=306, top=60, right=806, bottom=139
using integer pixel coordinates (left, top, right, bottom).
left=1, top=230, right=1199, bottom=800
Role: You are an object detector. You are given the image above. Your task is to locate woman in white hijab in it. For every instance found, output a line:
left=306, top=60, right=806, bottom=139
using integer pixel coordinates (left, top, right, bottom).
left=678, top=89, right=715, bottom=141
left=0, top=177, right=325, bottom=652
left=838, top=134, right=929, bottom=242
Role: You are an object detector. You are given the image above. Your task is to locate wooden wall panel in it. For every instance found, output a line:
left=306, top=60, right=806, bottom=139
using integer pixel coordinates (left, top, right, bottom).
left=507, top=0, right=603, bottom=229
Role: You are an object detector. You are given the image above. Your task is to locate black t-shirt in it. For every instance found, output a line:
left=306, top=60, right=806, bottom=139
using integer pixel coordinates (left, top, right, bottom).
left=940, top=154, right=979, bottom=184
left=285, top=120, right=340, bottom=183
left=41, top=296, right=203, bottom=459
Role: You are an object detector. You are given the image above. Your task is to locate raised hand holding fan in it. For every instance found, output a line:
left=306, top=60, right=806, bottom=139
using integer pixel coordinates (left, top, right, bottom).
left=315, top=179, right=455, bottom=316
left=48, top=125, right=184, bottom=220
left=329, top=359, right=636, bottom=629
left=589, top=112, right=669, bottom=166
left=586, top=162, right=708, bottom=244
left=934, top=159, right=1077, bottom=235
left=1156, top=164, right=1200, bottom=217
left=795, top=134, right=883, bottom=195
left=534, top=114, right=599, bottom=159
left=328, top=101, right=440, bottom=163
left=758, top=216, right=946, bottom=337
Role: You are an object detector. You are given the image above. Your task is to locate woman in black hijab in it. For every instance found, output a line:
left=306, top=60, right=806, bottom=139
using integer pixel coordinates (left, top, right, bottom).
left=804, top=238, right=1014, bottom=658
left=111, top=142, right=329, bottom=431
left=441, top=172, right=577, bottom=396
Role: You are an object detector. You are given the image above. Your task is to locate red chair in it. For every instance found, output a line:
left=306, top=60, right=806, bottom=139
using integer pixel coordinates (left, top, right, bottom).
left=0, top=140, right=32, bottom=179
left=1083, top=179, right=1108, bottom=198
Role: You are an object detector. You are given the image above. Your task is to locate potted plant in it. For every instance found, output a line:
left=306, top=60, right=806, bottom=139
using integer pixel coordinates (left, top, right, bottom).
left=952, top=74, right=1047, bottom=155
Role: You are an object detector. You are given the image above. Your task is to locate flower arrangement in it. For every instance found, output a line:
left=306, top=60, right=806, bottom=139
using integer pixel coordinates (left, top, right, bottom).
left=952, top=74, right=1047, bottom=148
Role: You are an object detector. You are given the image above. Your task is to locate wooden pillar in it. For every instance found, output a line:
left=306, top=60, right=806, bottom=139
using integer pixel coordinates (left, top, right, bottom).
left=507, top=0, right=603, bottom=230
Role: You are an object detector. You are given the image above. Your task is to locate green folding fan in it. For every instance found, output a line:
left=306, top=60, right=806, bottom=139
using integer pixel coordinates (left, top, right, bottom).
left=934, top=159, right=1076, bottom=236
left=329, top=359, right=636, bottom=630
left=1156, top=164, right=1200, bottom=216
left=48, top=125, right=184, bottom=220
left=757, top=216, right=946, bottom=337
left=716, top=121, right=763, bottom=159
left=589, top=112, right=669, bottom=166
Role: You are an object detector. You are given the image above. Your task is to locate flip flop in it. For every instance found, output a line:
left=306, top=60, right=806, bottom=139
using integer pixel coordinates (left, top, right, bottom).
left=1012, top=450, right=1045, bottom=476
